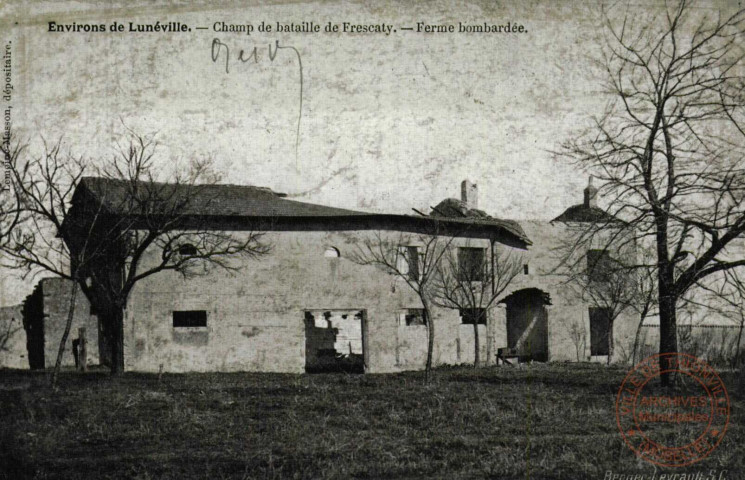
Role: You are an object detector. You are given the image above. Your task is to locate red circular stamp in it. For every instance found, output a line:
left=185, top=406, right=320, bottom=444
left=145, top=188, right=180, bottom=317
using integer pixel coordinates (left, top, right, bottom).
left=615, top=353, right=730, bottom=468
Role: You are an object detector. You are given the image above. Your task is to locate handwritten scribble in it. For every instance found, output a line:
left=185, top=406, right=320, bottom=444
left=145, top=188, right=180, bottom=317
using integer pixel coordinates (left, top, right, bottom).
left=211, top=38, right=303, bottom=162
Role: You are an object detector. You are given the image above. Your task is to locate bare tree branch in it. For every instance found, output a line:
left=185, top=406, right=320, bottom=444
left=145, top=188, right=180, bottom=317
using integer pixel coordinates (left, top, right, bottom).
left=557, top=1, right=745, bottom=384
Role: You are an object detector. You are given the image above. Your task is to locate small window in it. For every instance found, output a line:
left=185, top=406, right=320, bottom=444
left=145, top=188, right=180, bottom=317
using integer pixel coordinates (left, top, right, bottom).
left=173, top=310, right=207, bottom=328
left=178, top=244, right=198, bottom=257
left=523, top=264, right=529, bottom=275
left=399, top=309, right=427, bottom=326
left=587, top=249, right=613, bottom=282
left=460, top=308, right=486, bottom=325
left=458, top=247, right=485, bottom=281
left=324, top=247, right=340, bottom=258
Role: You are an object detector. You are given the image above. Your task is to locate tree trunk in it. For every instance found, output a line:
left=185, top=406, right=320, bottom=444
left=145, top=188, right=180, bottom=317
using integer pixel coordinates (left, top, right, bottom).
left=655, top=214, right=677, bottom=386
left=423, top=297, right=434, bottom=384
left=473, top=321, right=480, bottom=368
left=51, top=280, right=78, bottom=388
left=106, top=307, right=125, bottom=375
left=658, top=288, right=678, bottom=386
left=78, top=327, right=87, bottom=372
left=632, top=314, right=645, bottom=365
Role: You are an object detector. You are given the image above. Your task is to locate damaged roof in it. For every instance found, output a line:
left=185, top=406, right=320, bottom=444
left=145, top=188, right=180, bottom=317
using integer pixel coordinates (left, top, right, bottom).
left=430, top=198, right=529, bottom=245
left=73, top=177, right=531, bottom=247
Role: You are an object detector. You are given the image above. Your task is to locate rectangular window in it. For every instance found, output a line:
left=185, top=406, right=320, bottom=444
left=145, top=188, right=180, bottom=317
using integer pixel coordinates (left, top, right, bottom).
left=397, top=246, right=420, bottom=281
left=173, top=310, right=207, bottom=328
left=398, top=309, right=427, bottom=326
left=523, top=264, right=529, bottom=275
left=587, top=249, right=613, bottom=283
left=406, top=246, right=419, bottom=281
left=589, top=307, right=611, bottom=356
left=458, top=247, right=485, bottom=281
left=460, top=308, right=487, bottom=325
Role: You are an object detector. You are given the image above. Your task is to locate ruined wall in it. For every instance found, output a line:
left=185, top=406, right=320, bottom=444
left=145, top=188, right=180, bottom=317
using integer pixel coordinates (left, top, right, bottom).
left=0, top=305, right=27, bottom=369
left=38, top=278, right=100, bottom=368
left=124, top=229, right=503, bottom=373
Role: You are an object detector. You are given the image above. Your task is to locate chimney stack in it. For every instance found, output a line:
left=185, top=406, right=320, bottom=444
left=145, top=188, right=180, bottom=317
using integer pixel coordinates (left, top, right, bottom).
left=461, top=180, right=478, bottom=210
left=584, top=176, right=597, bottom=208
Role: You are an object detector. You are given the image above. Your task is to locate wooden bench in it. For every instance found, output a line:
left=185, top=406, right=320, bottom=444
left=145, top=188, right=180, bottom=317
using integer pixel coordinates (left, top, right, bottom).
left=496, top=347, right=522, bottom=366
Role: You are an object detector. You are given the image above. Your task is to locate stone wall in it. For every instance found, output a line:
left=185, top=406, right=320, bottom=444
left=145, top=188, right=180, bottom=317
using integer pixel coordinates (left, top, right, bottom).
left=40, top=278, right=100, bottom=368
left=0, top=305, right=27, bottom=369
left=22, top=278, right=100, bottom=369
left=123, top=230, right=507, bottom=373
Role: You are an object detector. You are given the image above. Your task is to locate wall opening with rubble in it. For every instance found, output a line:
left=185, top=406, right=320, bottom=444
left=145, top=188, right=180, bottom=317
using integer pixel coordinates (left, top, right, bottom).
left=304, top=309, right=365, bottom=373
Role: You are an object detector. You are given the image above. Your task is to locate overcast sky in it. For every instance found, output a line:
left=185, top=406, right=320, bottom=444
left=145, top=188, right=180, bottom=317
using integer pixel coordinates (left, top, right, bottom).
left=0, top=0, right=736, bottom=305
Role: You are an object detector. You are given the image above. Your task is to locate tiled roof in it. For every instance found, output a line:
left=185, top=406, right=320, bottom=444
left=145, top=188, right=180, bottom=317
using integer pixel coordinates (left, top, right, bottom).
left=79, top=177, right=366, bottom=218
left=75, top=178, right=531, bottom=246
left=552, top=204, right=620, bottom=223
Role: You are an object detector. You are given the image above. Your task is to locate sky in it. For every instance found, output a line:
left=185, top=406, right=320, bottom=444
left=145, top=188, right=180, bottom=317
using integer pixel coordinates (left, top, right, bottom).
left=0, top=0, right=737, bottom=305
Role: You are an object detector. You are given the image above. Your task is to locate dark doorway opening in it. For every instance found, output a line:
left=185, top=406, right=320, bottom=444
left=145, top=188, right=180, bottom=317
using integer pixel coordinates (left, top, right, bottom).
left=589, top=307, right=611, bottom=356
left=503, top=288, right=551, bottom=362
left=21, top=288, right=45, bottom=369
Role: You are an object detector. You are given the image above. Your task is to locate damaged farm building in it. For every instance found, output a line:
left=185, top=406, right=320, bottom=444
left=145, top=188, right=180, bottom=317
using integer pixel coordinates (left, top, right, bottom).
left=6, top=177, right=740, bottom=373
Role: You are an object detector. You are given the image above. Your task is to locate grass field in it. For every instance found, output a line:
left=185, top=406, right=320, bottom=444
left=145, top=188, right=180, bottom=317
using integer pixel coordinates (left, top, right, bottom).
left=0, top=363, right=742, bottom=479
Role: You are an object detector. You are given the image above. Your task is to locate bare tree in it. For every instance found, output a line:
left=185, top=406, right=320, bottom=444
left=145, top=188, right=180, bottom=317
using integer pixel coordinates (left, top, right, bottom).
left=573, top=250, right=636, bottom=364
left=692, top=268, right=745, bottom=367
left=64, top=131, right=271, bottom=375
left=561, top=1, right=745, bottom=383
left=3, top=129, right=271, bottom=377
left=0, top=314, right=23, bottom=357
left=350, top=226, right=457, bottom=383
left=0, top=137, right=25, bottom=247
left=431, top=242, right=523, bottom=367
left=1, top=134, right=92, bottom=386
left=629, top=264, right=658, bottom=365
left=0, top=139, right=27, bottom=362
left=567, top=320, right=587, bottom=362
left=555, top=226, right=658, bottom=364
left=723, top=270, right=745, bottom=368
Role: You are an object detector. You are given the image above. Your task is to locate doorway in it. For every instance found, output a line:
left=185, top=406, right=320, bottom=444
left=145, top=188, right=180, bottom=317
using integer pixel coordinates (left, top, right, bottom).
left=503, top=288, right=550, bottom=362
left=589, top=307, right=611, bottom=356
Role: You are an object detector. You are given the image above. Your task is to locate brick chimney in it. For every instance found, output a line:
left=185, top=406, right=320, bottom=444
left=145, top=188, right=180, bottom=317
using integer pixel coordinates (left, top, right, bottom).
left=584, top=176, right=597, bottom=208
left=461, top=180, right=478, bottom=210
